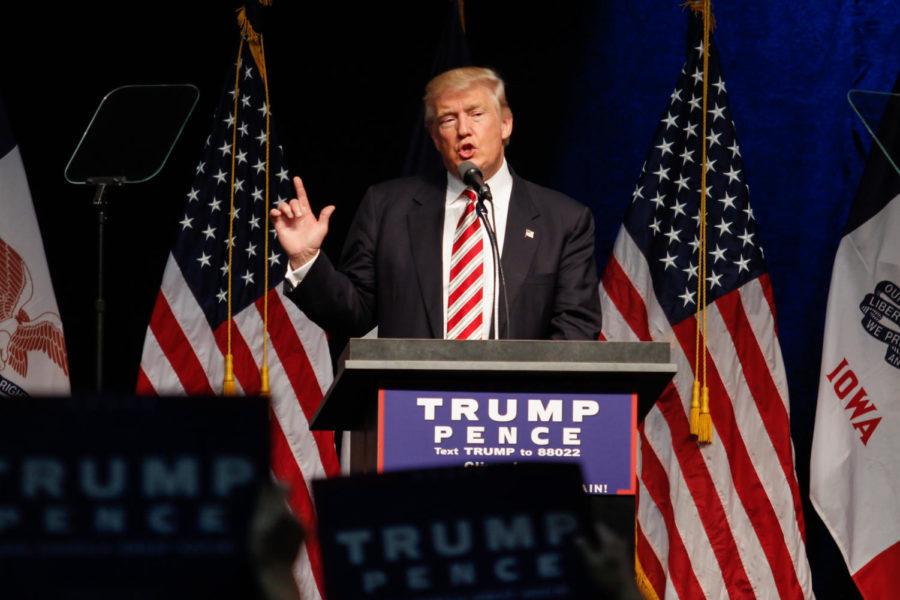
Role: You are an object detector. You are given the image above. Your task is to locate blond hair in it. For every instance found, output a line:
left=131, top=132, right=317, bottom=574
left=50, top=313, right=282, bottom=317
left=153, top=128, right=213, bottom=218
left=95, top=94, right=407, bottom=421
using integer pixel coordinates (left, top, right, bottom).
left=423, top=66, right=511, bottom=129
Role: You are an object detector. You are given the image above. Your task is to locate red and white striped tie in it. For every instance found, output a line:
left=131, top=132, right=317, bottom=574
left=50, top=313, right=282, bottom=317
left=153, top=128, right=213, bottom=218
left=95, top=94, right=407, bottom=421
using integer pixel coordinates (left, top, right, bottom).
left=447, top=189, right=484, bottom=339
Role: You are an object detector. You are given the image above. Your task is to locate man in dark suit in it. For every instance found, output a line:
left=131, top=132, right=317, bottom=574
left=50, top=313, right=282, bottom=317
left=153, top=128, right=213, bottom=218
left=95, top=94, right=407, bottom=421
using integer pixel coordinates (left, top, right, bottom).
left=271, top=67, right=602, bottom=340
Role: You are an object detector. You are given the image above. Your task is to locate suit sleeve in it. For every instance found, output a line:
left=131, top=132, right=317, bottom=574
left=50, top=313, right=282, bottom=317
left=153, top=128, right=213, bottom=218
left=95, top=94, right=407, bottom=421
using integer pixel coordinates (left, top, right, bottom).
left=548, top=205, right=603, bottom=340
left=283, top=187, right=379, bottom=338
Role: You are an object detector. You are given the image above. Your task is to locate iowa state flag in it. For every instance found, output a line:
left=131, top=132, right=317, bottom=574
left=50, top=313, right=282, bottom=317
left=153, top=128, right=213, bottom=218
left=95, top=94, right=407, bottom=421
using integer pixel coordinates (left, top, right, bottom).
left=810, top=85, right=900, bottom=598
left=0, top=94, right=69, bottom=397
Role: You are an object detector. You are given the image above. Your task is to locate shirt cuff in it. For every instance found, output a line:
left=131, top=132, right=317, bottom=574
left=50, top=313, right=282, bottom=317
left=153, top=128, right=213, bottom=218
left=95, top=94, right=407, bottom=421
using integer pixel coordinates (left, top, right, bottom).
left=284, top=252, right=319, bottom=289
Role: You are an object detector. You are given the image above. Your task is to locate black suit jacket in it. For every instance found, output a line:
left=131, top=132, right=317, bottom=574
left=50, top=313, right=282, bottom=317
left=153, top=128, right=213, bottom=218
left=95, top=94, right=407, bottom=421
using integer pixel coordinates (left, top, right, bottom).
left=285, top=171, right=602, bottom=340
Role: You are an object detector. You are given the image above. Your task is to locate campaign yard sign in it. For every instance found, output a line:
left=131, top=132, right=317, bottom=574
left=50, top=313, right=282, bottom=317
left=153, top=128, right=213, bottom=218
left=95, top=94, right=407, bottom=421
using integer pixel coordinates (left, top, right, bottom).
left=314, top=463, right=594, bottom=599
left=378, top=390, right=637, bottom=495
left=0, top=396, right=269, bottom=599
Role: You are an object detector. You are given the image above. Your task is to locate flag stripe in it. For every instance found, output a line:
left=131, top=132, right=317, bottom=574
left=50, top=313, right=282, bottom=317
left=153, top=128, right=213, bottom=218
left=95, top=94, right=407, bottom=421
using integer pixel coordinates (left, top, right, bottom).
left=138, top=329, right=185, bottom=396
left=232, top=299, right=333, bottom=486
left=739, top=277, right=790, bottom=413
left=136, top=367, right=157, bottom=395
left=703, top=302, right=808, bottom=593
left=639, top=424, right=707, bottom=599
left=715, top=287, right=807, bottom=539
left=270, top=413, right=327, bottom=600
left=601, top=255, right=652, bottom=341
left=635, top=503, right=667, bottom=598
left=853, top=541, right=900, bottom=600
left=670, top=313, right=805, bottom=599
left=635, top=523, right=666, bottom=598
left=160, top=259, right=226, bottom=390
left=263, top=291, right=341, bottom=476
left=635, top=436, right=671, bottom=596
left=757, top=272, right=780, bottom=334
left=149, top=292, right=215, bottom=395
left=278, top=286, right=333, bottom=392
left=652, top=384, right=755, bottom=596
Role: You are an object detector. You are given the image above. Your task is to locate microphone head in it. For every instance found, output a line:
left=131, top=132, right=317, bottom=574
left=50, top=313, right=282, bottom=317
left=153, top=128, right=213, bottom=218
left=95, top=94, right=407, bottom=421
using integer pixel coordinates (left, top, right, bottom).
left=457, top=161, right=481, bottom=182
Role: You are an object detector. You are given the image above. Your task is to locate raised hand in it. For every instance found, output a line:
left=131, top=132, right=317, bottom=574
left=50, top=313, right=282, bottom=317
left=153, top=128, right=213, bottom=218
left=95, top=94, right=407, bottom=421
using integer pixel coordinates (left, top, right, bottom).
left=270, top=176, right=336, bottom=270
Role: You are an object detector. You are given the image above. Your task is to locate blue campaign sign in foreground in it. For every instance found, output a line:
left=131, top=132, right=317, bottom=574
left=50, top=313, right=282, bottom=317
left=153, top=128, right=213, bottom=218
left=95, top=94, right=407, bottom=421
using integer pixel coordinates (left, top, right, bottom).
left=377, top=390, right=637, bottom=495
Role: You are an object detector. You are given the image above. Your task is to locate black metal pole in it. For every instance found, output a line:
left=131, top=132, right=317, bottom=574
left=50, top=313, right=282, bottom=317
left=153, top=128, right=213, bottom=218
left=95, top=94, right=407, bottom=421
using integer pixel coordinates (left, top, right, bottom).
left=87, top=177, right=124, bottom=392
left=92, top=182, right=108, bottom=392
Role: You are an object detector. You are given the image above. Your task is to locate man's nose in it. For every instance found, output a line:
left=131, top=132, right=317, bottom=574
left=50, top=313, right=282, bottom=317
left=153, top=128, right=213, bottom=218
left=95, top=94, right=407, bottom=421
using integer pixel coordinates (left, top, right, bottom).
left=457, top=114, right=472, bottom=136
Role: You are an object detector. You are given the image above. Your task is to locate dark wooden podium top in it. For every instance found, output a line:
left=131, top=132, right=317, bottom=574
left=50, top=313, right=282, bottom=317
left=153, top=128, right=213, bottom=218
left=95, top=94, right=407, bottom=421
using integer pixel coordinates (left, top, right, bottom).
left=311, top=339, right=676, bottom=430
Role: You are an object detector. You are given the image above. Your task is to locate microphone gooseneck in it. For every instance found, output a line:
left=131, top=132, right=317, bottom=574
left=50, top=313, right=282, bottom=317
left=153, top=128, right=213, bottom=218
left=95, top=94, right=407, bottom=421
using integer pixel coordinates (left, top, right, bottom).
left=464, top=172, right=510, bottom=339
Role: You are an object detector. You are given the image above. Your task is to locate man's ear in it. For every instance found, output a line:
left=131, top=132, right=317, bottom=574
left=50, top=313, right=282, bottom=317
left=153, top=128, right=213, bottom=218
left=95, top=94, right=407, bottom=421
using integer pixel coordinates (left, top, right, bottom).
left=501, top=110, right=513, bottom=143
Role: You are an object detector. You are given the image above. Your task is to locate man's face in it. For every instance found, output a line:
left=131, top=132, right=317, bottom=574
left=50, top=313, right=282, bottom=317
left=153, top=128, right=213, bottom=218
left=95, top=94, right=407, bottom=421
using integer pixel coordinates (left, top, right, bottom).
left=429, top=84, right=513, bottom=181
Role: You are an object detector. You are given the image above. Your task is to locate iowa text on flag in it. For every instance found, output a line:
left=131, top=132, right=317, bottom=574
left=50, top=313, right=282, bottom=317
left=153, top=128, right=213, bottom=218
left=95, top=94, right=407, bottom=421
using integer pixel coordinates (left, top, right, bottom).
left=598, top=15, right=814, bottom=598
left=136, top=23, right=339, bottom=600
left=810, top=86, right=900, bottom=599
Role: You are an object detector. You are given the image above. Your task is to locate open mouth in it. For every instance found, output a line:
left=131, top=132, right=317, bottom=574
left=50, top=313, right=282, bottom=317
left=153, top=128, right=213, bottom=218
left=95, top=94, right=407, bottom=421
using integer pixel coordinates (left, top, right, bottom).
left=458, top=143, right=475, bottom=160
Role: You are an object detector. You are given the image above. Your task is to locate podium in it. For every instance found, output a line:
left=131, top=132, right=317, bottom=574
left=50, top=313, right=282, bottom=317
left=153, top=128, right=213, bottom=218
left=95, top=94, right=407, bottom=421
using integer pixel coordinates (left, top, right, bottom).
left=311, top=338, right=676, bottom=477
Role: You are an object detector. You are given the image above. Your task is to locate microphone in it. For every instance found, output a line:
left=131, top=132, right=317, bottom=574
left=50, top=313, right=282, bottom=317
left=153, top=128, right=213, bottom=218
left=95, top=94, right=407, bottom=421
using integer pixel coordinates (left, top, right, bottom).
left=457, top=161, right=492, bottom=202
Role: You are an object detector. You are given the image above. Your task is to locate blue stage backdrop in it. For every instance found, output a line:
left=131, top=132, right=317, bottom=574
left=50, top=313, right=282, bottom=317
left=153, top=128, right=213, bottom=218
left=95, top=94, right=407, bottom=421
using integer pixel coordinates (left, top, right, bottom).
left=550, top=2, right=899, bottom=596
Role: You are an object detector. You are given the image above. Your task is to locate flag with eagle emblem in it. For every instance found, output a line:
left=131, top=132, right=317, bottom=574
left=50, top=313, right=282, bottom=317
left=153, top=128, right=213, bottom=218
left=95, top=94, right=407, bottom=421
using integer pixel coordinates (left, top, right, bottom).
left=0, top=95, right=69, bottom=397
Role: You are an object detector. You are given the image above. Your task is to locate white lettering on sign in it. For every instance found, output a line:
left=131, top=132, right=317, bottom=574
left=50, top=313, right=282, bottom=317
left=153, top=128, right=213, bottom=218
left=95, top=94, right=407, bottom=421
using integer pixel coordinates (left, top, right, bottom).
left=416, top=398, right=443, bottom=421
left=572, top=400, right=600, bottom=422
left=415, top=395, right=605, bottom=424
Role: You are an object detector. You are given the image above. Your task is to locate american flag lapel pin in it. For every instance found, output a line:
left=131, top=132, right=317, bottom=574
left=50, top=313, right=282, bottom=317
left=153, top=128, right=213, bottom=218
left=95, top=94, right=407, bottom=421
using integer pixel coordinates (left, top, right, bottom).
left=525, top=228, right=534, bottom=239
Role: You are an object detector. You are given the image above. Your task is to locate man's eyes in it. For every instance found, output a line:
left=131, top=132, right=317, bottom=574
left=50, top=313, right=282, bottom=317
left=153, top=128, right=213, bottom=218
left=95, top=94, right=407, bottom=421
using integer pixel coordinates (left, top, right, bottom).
left=438, top=111, right=484, bottom=127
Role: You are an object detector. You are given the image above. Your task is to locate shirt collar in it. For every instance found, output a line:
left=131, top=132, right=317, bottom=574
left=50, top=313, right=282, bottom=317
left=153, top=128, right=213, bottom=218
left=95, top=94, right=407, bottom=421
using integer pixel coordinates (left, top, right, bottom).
left=446, top=158, right=512, bottom=204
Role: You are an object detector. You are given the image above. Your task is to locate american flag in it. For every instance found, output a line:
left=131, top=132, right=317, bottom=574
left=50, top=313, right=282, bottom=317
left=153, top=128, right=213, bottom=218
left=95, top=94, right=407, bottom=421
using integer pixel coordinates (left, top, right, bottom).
left=137, top=34, right=339, bottom=600
left=598, top=17, right=814, bottom=598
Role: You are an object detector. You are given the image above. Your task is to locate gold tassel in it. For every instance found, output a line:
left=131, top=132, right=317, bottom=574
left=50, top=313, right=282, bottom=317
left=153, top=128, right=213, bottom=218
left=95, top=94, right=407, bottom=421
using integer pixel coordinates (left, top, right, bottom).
left=635, top=554, right=661, bottom=600
left=689, top=380, right=701, bottom=436
left=260, top=364, right=270, bottom=397
left=223, top=354, right=237, bottom=395
left=698, top=386, right=713, bottom=443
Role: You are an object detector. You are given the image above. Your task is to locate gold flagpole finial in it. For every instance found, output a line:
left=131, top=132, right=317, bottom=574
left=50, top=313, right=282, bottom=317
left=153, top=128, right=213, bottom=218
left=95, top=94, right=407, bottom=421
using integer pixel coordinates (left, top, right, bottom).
left=682, top=0, right=716, bottom=30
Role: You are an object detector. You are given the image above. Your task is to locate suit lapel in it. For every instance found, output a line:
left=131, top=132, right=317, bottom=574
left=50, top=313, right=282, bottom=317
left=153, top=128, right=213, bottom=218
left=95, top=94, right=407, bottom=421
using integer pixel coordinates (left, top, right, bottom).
left=501, top=176, right=540, bottom=318
left=407, top=176, right=446, bottom=337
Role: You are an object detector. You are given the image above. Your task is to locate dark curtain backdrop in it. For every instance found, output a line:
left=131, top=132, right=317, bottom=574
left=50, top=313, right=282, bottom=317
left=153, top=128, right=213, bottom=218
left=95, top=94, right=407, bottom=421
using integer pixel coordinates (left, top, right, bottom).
left=3, top=1, right=898, bottom=597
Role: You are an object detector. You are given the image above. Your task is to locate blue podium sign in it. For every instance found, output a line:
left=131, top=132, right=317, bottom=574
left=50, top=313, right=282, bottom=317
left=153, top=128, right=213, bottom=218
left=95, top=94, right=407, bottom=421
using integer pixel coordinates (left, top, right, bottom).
left=377, top=390, right=637, bottom=495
